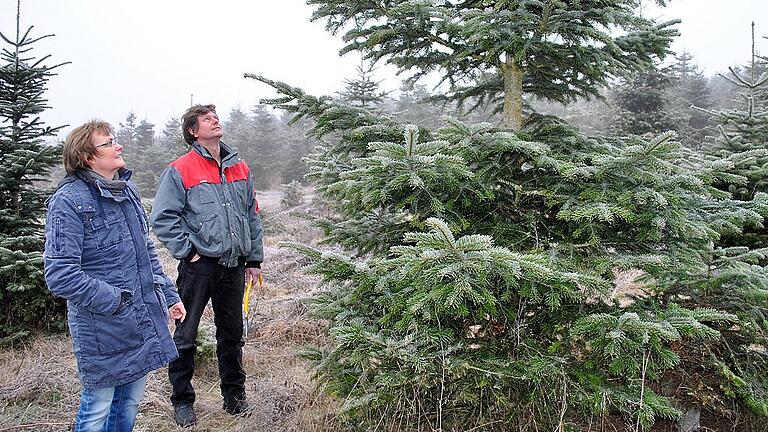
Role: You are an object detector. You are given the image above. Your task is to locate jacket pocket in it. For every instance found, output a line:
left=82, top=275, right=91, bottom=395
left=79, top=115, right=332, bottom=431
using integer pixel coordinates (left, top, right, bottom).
left=189, top=213, right=222, bottom=256
left=237, top=215, right=251, bottom=253
left=86, top=210, right=124, bottom=249
left=47, top=215, right=66, bottom=257
left=93, top=299, right=145, bottom=355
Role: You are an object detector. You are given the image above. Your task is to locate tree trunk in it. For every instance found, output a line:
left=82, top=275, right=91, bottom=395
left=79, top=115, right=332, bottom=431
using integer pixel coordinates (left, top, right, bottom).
left=502, top=57, right=524, bottom=132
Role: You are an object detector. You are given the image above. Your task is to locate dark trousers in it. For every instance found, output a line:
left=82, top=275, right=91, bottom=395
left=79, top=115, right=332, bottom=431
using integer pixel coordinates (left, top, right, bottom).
left=169, top=257, right=246, bottom=407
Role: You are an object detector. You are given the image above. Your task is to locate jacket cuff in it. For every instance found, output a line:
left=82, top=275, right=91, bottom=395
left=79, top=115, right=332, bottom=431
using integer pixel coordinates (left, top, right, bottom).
left=185, top=245, right=198, bottom=262
left=245, top=261, right=261, bottom=268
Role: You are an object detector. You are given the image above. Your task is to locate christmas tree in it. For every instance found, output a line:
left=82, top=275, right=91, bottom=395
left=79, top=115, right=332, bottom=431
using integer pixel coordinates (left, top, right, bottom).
left=0, top=0, right=67, bottom=339
left=247, top=2, right=768, bottom=430
left=609, top=66, right=680, bottom=137
left=117, top=113, right=160, bottom=194
left=337, top=59, right=388, bottom=110
left=667, top=51, right=712, bottom=149
left=308, top=0, right=678, bottom=131
left=697, top=22, right=768, bottom=251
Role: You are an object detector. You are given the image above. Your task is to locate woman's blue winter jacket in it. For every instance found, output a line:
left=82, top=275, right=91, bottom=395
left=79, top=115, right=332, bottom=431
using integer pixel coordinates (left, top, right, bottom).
left=43, top=170, right=179, bottom=389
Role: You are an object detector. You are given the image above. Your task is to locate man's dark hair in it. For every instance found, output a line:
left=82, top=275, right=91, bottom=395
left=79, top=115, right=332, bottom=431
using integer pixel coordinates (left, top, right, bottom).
left=181, top=104, right=217, bottom=144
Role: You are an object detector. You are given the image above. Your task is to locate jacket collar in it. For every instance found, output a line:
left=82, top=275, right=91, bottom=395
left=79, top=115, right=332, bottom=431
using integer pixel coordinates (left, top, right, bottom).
left=190, top=141, right=241, bottom=168
left=50, top=168, right=134, bottom=202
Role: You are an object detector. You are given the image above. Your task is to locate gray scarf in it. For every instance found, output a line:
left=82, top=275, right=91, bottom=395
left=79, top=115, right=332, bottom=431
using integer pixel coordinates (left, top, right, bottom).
left=76, top=169, right=127, bottom=195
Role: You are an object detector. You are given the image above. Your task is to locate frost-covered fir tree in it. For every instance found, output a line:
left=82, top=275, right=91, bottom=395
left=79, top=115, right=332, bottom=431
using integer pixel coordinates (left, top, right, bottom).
left=156, top=117, right=187, bottom=162
left=609, top=66, right=680, bottom=136
left=118, top=113, right=160, bottom=194
left=701, top=24, right=768, bottom=170
left=279, top=112, right=315, bottom=184
left=667, top=51, right=712, bottom=149
left=248, top=104, right=283, bottom=189
left=0, top=1, right=67, bottom=339
left=248, top=2, right=768, bottom=430
left=116, top=112, right=138, bottom=148
left=308, top=0, right=678, bottom=131
left=698, top=23, right=768, bottom=236
left=338, top=60, right=388, bottom=110
left=133, top=117, right=188, bottom=198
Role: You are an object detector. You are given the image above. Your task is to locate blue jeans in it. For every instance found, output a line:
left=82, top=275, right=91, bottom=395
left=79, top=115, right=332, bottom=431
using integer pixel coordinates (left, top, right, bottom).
left=74, top=375, right=147, bottom=432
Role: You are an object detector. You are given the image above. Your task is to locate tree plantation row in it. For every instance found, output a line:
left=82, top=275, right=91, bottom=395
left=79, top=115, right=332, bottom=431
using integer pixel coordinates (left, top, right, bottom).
left=2, top=1, right=768, bottom=431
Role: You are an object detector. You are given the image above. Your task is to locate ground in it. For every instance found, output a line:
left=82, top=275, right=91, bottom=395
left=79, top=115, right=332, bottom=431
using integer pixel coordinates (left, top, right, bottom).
left=0, top=189, right=340, bottom=431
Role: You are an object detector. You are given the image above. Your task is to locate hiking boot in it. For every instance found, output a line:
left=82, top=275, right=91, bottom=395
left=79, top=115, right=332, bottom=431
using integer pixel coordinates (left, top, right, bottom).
left=223, top=398, right=252, bottom=416
left=174, top=404, right=197, bottom=427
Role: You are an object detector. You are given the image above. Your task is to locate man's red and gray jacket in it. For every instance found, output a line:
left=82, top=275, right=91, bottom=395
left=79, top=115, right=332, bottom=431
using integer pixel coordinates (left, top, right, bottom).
left=150, top=141, right=263, bottom=268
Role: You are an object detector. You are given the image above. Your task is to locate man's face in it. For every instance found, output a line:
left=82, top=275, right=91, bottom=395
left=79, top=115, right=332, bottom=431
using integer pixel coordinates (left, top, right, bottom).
left=191, top=111, right=223, bottom=142
left=87, top=131, right=125, bottom=176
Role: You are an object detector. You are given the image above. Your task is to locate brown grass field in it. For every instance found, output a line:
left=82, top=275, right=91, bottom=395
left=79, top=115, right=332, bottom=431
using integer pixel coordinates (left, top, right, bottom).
left=0, top=190, right=341, bottom=431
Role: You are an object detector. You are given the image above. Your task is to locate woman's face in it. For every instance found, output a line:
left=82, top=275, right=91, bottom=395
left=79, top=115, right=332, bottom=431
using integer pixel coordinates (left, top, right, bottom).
left=87, top=132, right=125, bottom=178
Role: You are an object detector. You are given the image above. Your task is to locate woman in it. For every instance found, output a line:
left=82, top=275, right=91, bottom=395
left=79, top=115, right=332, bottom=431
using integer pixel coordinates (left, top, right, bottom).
left=44, top=120, right=186, bottom=431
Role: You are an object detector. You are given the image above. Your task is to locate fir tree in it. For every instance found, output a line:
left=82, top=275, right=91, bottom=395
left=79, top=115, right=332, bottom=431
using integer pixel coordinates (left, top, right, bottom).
left=136, top=117, right=187, bottom=198
left=245, top=3, right=768, bottom=430
left=338, top=59, right=388, bottom=110
left=119, top=114, right=159, bottom=194
left=223, top=106, right=256, bottom=177
left=250, top=74, right=768, bottom=430
left=392, top=82, right=445, bottom=131
left=308, top=0, right=678, bottom=130
left=696, top=23, right=768, bottom=253
left=116, top=112, right=138, bottom=148
left=741, top=26, right=768, bottom=111
left=0, top=0, right=67, bottom=339
left=279, top=113, right=315, bottom=184
left=667, top=51, right=712, bottom=148
left=156, top=117, right=187, bottom=159
left=609, top=66, right=680, bottom=137
left=236, top=104, right=284, bottom=189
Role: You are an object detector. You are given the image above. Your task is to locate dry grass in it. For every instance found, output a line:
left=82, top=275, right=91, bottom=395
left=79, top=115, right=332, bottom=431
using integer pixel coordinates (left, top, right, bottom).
left=0, top=190, right=341, bottom=431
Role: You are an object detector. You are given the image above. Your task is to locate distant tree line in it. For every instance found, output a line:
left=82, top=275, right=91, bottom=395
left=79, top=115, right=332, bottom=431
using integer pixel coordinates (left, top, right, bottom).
left=534, top=49, right=768, bottom=149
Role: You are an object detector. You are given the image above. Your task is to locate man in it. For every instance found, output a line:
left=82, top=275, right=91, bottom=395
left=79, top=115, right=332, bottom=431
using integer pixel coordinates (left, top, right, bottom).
left=44, top=120, right=186, bottom=431
left=151, top=104, right=264, bottom=427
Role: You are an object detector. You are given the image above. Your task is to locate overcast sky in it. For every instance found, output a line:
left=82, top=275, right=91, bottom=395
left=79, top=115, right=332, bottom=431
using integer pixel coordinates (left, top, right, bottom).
left=1, top=0, right=766, bottom=141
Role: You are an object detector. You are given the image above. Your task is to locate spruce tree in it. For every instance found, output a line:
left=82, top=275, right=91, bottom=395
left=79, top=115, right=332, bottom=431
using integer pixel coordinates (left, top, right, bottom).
left=279, top=113, right=315, bottom=184
left=119, top=114, right=159, bottom=194
left=152, top=118, right=187, bottom=182
left=242, top=104, right=284, bottom=189
left=156, top=117, right=187, bottom=158
left=116, top=112, right=138, bottom=148
left=338, top=60, right=388, bottom=110
left=245, top=2, right=768, bottom=430
left=392, top=82, right=445, bottom=131
left=0, top=0, right=67, bottom=339
left=697, top=23, right=768, bottom=252
left=667, top=51, right=712, bottom=149
left=609, top=66, right=680, bottom=137
left=308, top=0, right=678, bottom=130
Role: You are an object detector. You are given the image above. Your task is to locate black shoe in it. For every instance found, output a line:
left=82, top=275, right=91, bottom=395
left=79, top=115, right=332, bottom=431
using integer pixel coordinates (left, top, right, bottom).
left=174, top=404, right=197, bottom=427
left=224, top=399, right=252, bottom=416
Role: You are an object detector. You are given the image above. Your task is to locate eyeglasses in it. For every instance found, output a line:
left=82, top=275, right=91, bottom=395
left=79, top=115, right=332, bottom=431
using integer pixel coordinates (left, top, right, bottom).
left=95, top=138, right=118, bottom=148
